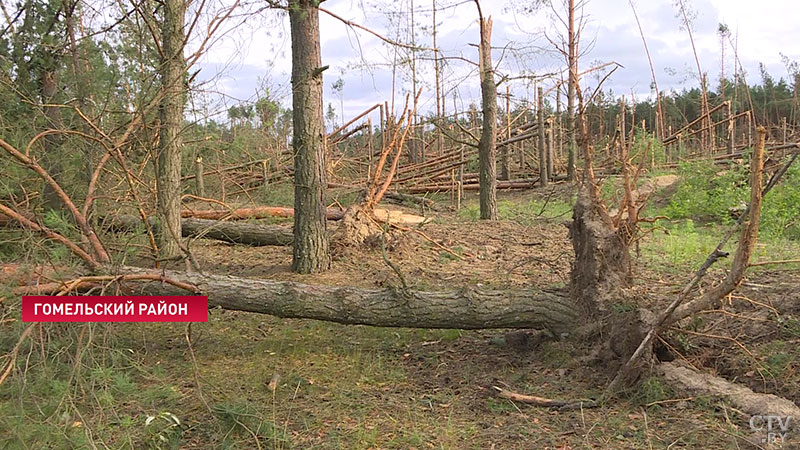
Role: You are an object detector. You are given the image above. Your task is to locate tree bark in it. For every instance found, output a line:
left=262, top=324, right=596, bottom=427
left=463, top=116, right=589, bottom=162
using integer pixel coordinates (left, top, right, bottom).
left=476, top=11, right=497, bottom=220
left=156, top=0, right=186, bottom=259
left=106, top=215, right=293, bottom=246
left=181, top=206, right=344, bottom=221
left=569, top=186, right=631, bottom=315
left=289, top=0, right=331, bottom=273
left=538, top=86, right=549, bottom=186
left=117, top=266, right=577, bottom=333
left=659, top=362, right=800, bottom=422
left=566, top=0, right=577, bottom=181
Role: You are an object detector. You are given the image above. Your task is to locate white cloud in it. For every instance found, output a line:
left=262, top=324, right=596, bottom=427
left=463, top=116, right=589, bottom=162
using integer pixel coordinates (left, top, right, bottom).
left=192, top=0, right=800, bottom=121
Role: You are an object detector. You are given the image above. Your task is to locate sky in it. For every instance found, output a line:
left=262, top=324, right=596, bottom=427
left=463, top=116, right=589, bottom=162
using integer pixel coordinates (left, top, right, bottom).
left=189, top=0, right=800, bottom=123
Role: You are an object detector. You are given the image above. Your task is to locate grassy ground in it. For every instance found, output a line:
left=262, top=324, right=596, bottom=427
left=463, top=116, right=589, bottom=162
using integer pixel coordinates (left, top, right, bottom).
left=2, top=171, right=799, bottom=449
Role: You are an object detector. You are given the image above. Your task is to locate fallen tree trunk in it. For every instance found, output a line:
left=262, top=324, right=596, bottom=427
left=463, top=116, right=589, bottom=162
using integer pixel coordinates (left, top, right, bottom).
left=403, top=178, right=560, bottom=194
left=659, top=361, right=800, bottom=423
left=382, top=191, right=434, bottom=207
left=106, top=215, right=293, bottom=246
left=116, top=266, right=578, bottom=332
left=180, top=206, right=344, bottom=221
left=182, top=219, right=292, bottom=246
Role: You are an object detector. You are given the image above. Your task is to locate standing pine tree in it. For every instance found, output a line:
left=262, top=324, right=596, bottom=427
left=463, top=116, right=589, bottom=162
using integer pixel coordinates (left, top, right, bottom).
left=290, top=0, right=331, bottom=273
left=156, top=0, right=186, bottom=259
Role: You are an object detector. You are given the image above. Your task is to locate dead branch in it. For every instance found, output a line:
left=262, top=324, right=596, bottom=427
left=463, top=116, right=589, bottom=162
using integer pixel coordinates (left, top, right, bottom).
left=0, top=203, right=100, bottom=270
left=492, top=386, right=598, bottom=410
left=319, top=7, right=434, bottom=52
left=0, top=138, right=110, bottom=263
left=0, top=323, right=37, bottom=387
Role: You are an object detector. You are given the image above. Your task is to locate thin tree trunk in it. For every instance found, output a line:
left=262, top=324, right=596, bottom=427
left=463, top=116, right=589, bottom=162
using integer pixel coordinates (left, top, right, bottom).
left=499, top=85, right=511, bottom=180
left=556, top=83, right=563, bottom=161
left=566, top=0, right=577, bottom=181
left=628, top=0, right=664, bottom=140
left=476, top=6, right=497, bottom=220
left=195, top=157, right=205, bottom=197
left=156, top=0, right=186, bottom=259
left=432, top=0, right=443, bottom=158
left=547, top=118, right=554, bottom=178
left=538, top=86, right=549, bottom=186
left=290, top=0, right=331, bottom=273
left=64, top=0, right=95, bottom=183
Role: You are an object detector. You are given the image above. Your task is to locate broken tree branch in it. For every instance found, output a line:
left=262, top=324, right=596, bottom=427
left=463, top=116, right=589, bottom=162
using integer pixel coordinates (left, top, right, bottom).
left=604, top=127, right=767, bottom=397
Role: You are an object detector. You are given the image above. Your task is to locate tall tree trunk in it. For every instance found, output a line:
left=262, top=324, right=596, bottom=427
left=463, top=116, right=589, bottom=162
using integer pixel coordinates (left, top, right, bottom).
left=476, top=5, right=497, bottom=220
left=566, top=0, right=577, bottom=181
left=290, top=0, right=331, bottom=273
left=432, top=0, right=443, bottom=158
left=538, top=86, right=549, bottom=186
left=156, top=0, right=186, bottom=259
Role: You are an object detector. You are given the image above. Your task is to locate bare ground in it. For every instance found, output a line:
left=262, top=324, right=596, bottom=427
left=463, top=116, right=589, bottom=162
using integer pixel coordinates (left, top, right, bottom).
left=2, top=188, right=799, bottom=449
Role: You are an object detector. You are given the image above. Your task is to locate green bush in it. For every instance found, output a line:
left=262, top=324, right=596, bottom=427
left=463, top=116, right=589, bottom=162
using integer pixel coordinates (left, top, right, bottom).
left=631, top=130, right=667, bottom=167
left=663, top=157, right=800, bottom=239
left=664, top=160, right=749, bottom=224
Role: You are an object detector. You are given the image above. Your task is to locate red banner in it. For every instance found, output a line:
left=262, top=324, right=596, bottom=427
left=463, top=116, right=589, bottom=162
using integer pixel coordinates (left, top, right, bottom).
left=22, top=296, right=208, bottom=322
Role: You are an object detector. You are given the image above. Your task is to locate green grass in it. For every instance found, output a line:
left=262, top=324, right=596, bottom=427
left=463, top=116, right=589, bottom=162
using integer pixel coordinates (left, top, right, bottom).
left=639, top=218, right=800, bottom=273
left=3, top=164, right=799, bottom=448
left=1, top=310, right=748, bottom=449
left=457, top=196, right=574, bottom=224
left=653, top=157, right=800, bottom=239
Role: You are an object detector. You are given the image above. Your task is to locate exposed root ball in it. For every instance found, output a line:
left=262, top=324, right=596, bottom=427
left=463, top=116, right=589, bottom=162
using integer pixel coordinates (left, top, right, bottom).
left=332, top=205, right=383, bottom=248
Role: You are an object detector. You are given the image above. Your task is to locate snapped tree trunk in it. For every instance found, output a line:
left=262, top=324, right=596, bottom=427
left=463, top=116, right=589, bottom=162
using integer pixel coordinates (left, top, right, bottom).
left=289, top=0, right=331, bottom=273
left=569, top=96, right=633, bottom=316
left=569, top=185, right=631, bottom=315
left=156, top=0, right=186, bottom=259
left=477, top=13, right=497, bottom=220
left=538, top=86, right=549, bottom=186
left=117, top=266, right=577, bottom=333
left=195, top=156, right=205, bottom=197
